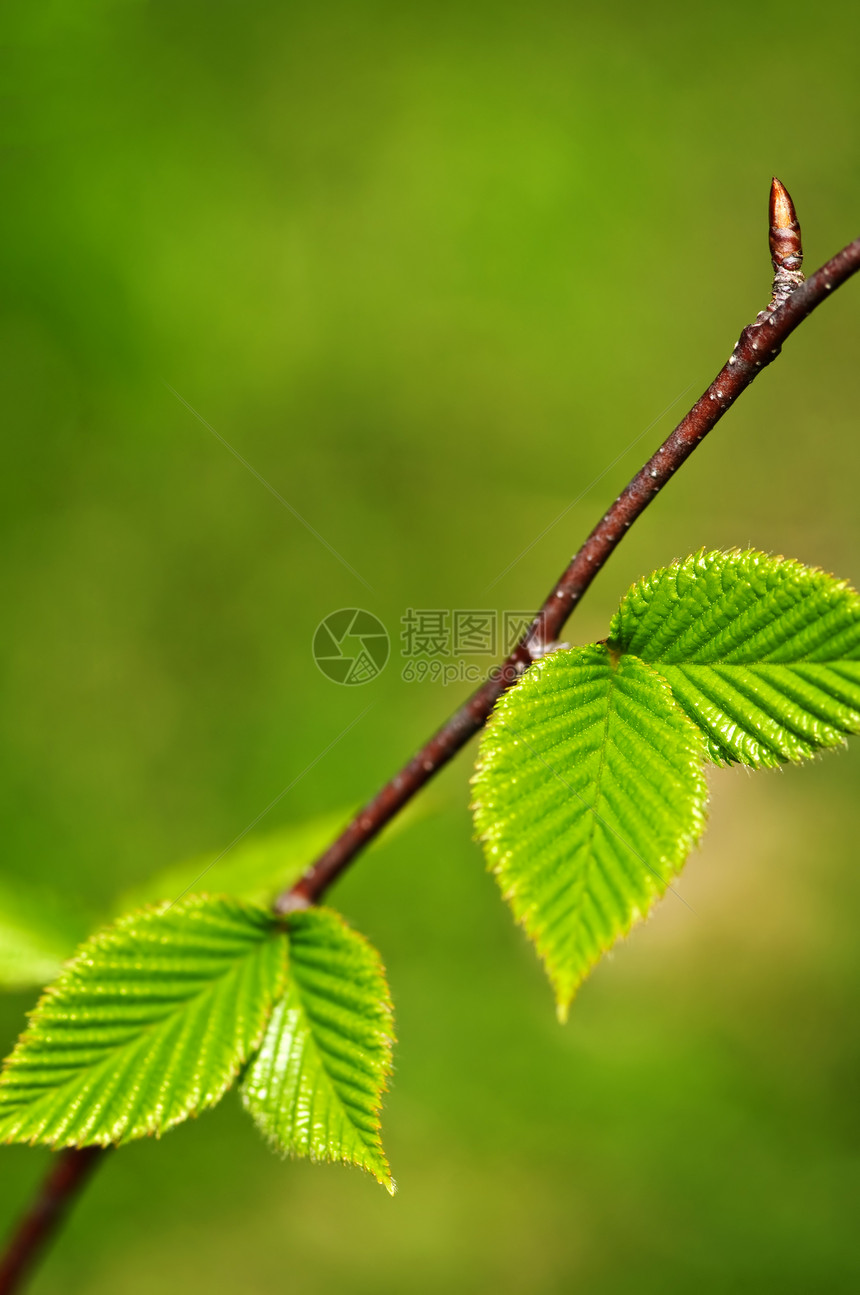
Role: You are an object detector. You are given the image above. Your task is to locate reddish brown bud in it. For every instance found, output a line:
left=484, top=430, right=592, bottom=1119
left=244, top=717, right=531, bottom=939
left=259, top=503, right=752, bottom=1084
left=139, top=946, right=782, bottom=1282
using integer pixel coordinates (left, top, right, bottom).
left=769, top=177, right=803, bottom=273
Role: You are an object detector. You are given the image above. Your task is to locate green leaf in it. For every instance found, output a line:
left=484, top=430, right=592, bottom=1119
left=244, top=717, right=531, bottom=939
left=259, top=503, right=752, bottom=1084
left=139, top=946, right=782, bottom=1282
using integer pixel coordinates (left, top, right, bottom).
left=242, top=907, right=395, bottom=1192
left=472, top=645, right=707, bottom=1016
left=0, top=896, right=287, bottom=1147
left=0, top=878, right=92, bottom=992
left=609, top=549, right=860, bottom=767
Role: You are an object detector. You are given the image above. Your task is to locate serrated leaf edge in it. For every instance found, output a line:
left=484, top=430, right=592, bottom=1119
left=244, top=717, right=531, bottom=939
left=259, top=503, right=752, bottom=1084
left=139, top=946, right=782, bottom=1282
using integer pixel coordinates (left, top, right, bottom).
left=242, top=907, right=396, bottom=1193
left=472, top=649, right=709, bottom=1018
left=0, top=894, right=288, bottom=1148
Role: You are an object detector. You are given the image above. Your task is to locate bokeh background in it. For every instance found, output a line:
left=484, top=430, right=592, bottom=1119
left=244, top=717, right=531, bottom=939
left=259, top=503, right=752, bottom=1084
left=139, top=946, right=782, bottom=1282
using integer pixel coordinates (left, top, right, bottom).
left=2, top=1, right=859, bottom=1291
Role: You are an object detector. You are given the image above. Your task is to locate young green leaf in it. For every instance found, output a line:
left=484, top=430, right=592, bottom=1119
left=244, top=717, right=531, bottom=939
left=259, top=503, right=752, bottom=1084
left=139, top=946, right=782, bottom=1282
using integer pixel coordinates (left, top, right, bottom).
left=242, top=907, right=395, bottom=1192
left=609, top=549, right=860, bottom=767
left=0, top=896, right=287, bottom=1147
left=472, top=645, right=707, bottom=1016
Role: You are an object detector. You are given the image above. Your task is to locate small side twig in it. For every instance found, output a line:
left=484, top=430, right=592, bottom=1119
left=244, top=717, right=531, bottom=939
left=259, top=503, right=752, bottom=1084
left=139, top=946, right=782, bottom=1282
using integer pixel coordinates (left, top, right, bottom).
left=2, top=181, right=859, bottom=1295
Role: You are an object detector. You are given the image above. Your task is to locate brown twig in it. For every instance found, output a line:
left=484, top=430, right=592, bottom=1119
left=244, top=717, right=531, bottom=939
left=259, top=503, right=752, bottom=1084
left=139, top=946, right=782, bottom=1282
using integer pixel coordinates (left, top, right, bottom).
left=0, top=1149, right=105, bottom=1294
left=277, top=182, right=860, bottom=912
left=3, top=182, right=859, bottom=1295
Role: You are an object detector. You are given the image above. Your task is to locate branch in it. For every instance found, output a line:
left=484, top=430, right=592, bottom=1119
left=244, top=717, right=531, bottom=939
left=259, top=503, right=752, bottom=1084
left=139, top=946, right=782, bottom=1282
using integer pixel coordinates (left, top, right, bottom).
left=277, top=181, right=860, bottom=911
left=0, top=1149, right=105, bottom=1294
left=3, top=181, right=859, bottom=1295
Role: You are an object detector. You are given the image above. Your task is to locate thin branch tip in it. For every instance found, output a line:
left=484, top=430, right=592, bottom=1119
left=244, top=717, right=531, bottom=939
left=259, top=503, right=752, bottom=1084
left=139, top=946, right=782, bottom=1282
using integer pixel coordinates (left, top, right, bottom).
left=769, top=178, right=804, bottom=293
left=276, top=198, right=860, bottom=915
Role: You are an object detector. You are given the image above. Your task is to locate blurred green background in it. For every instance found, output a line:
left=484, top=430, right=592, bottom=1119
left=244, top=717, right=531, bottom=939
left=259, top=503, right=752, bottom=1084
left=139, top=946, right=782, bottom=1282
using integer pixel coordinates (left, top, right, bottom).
left=2, top=0, right=859, bottom=1290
